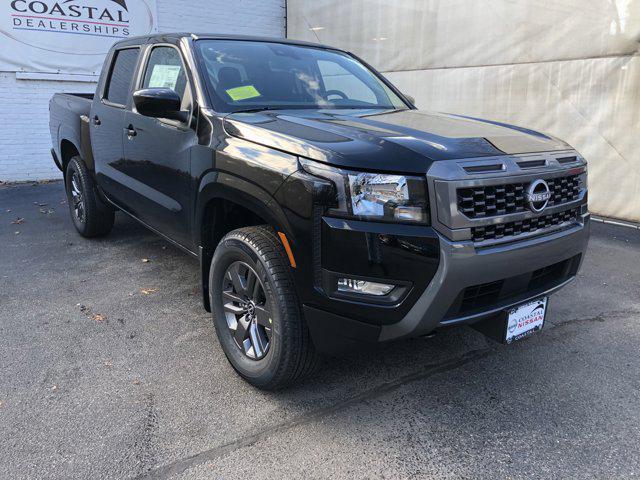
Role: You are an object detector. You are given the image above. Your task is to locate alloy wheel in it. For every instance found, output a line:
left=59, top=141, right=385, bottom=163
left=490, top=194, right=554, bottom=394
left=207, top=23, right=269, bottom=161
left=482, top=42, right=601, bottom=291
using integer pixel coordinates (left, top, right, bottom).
left=70, top=172, right=85, bottom=224
left=222, top=261, right=272, bottom=360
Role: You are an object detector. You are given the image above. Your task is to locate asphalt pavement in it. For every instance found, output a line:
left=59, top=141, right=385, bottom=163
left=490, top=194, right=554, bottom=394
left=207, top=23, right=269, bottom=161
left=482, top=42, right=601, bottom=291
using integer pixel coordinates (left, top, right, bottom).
left=1, top=181, right=639, bottom=479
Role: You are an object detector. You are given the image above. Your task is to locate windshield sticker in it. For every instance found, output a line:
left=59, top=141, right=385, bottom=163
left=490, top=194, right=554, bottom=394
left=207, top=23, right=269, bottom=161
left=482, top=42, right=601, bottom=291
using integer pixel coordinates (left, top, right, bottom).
left=148, top=65, right=181, bottom=90
left=226, top=85, right=261, bottom=101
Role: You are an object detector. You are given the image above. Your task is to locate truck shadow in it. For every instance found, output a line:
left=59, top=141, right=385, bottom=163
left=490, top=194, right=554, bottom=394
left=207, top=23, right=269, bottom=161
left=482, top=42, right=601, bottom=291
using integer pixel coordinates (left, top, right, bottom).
left=95, top=205, right=635, bottom=413
left=108, top=208, right=494, bottom=391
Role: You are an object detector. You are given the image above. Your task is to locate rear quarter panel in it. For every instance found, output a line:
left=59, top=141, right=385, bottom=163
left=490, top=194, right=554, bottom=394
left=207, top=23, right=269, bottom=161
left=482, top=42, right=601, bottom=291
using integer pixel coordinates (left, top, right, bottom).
left=49, top=93, right=94, bottom=169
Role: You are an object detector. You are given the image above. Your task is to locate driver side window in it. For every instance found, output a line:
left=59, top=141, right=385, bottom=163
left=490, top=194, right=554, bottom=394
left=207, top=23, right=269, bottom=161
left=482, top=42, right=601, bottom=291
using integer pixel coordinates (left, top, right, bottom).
left=142, top=46, right=192, bottom=114
left=317, top=60, right=377, bottom=104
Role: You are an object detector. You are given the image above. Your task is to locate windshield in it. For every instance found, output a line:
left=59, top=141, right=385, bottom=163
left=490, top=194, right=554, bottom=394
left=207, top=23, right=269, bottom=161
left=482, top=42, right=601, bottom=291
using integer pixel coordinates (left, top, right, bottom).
left=194, top=40, right=408, bottom=112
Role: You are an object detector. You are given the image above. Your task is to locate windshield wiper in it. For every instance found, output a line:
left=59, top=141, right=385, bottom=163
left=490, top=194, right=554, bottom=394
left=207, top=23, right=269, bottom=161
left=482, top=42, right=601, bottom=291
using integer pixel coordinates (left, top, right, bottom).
left=228, top=105, right=405, bottom=115
left=228, top=106, right=286, bottom=115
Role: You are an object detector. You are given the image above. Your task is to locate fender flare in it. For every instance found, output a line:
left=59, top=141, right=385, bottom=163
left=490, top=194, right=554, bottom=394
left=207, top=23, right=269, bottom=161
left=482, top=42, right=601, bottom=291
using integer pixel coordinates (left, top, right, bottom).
left=58, top=124, right=82, bottom=159
left=195, top=171, right=294, bottom=245
left=58, top=115, right=94, bottom=172
left=195, top=170, right=295, bottom=311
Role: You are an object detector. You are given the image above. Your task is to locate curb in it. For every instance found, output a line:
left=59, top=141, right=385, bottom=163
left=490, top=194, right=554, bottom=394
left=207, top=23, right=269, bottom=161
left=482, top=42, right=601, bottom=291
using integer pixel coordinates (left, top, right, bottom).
left=591, top=216, right=640, bottom=230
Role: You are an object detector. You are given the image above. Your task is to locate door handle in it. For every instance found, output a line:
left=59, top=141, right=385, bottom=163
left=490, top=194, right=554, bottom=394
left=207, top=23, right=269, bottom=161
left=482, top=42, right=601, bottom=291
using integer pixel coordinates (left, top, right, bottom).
left=126, top=124, right=137, bottom=138
left=93, top=115, right=101, bottom=126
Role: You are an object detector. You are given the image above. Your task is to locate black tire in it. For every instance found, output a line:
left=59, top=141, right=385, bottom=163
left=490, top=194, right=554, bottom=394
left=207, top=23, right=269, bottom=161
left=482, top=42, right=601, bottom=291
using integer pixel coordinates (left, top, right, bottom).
left=65, top=156, right=115, bottom=238
left=209, top=226, right=320, bottom=389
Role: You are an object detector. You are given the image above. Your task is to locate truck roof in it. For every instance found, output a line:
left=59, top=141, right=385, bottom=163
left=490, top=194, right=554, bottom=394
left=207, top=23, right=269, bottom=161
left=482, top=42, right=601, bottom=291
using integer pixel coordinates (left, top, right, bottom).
left=111, top=33, right=339, bottom=52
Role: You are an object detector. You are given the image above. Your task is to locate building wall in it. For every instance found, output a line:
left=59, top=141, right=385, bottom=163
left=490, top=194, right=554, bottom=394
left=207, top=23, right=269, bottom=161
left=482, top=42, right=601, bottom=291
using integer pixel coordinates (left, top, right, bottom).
left=287, top=0, right=640, bottom=222
left=0, top=0, right=285, bottom=182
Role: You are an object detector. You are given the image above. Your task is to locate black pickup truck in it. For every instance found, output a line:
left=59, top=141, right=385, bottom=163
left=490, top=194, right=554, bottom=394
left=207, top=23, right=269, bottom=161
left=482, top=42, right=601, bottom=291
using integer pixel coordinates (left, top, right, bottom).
left=50, top=33, right=589, bottom=389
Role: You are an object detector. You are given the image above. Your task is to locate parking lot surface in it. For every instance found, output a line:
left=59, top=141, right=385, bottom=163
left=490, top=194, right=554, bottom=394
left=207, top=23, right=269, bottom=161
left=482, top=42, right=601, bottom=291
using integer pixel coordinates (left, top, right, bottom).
left=1, top=181, right=639, bottom=479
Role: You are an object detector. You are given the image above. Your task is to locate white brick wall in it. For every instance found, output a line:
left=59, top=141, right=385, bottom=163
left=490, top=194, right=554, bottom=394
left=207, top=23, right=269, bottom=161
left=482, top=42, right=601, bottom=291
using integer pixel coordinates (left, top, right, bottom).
left=0, top=0, right=285, bottom=181
left=0, top=74, right=96, bottom=181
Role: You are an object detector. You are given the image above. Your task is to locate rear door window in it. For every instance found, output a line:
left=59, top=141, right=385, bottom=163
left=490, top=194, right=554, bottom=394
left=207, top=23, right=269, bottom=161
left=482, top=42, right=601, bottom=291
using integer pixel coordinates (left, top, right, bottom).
left=105, top=48, right=140, bottom=106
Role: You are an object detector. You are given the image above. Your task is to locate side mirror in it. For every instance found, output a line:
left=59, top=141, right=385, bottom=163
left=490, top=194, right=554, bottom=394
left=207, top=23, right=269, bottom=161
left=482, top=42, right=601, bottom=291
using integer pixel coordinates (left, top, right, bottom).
left=133, top=88, right=185, bottom=121
left=404, top=94, right=416, bottom=106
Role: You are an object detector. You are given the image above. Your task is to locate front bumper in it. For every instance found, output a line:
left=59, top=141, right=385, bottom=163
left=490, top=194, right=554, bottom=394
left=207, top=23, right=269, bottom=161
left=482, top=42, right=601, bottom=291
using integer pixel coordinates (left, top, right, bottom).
left=304, top=213, right=589, bottom=353
left=300, top=150, right=590, bottom=353
left=380, top=214, right=590, bottom=340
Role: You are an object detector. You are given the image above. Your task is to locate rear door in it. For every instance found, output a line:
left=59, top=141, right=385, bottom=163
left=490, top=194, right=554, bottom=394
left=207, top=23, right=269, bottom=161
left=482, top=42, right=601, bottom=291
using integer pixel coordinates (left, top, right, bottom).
left=91, top=46, right=141, bottom=206
left=121, top=43, right=197, bottom=248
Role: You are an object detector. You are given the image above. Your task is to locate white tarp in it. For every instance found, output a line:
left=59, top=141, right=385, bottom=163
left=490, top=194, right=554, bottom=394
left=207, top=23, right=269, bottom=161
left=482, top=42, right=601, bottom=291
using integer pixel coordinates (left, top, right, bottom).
left=287, top=0, right=640, bottom=223
left=0, top=0, right=158, bottom=75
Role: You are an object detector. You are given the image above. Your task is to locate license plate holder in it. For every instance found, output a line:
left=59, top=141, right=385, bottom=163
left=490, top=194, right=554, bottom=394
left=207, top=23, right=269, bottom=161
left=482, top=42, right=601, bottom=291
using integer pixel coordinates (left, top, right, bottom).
left=505, top=297, right=547, bottom=344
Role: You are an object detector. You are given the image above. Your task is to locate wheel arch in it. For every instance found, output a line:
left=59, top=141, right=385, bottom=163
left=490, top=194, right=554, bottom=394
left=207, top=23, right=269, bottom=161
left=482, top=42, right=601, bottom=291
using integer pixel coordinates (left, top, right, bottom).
left=59, top=138, right=81, bottom=175
left=196, top=171, right=295, bottom=312
left=58, top=112, right=94, bottom=175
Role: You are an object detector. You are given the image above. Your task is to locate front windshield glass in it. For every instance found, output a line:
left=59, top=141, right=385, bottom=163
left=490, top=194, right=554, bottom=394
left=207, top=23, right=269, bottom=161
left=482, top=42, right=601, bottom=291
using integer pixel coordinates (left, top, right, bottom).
left=194, top=40, right=408, bottom=112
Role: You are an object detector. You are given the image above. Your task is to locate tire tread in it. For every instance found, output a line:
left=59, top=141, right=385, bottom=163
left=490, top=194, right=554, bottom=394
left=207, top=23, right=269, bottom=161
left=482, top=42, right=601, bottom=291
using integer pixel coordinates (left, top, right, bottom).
left=216, top=225, right=320, bottom=389
left=66, top=156, right=114, bottom=238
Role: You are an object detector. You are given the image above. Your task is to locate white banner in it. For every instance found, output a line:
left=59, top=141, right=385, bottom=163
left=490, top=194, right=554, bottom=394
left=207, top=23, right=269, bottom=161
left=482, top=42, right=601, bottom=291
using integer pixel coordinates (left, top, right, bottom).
left=0, top=0, right=158, bottom=75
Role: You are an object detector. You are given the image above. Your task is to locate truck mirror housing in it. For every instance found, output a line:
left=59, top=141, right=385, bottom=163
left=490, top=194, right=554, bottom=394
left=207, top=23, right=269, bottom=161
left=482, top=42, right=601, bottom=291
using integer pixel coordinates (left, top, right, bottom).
left=133, top=88, right=184, bottom=121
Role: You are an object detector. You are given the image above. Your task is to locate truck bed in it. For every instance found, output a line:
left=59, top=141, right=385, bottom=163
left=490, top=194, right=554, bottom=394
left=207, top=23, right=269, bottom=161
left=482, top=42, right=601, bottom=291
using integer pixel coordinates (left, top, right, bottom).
left=51, top=92, right=94, bottom=113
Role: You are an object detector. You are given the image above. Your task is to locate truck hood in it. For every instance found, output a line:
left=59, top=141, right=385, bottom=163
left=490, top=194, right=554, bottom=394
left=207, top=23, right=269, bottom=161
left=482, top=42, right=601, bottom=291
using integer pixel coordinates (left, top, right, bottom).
left=222, top=108, right=571, bottom=173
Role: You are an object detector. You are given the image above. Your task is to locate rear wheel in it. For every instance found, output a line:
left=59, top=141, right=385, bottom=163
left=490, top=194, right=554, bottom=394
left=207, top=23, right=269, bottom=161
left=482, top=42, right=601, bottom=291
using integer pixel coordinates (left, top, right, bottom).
left=209, top=226, right=320, bottom=389
left=65, top=156, right=115, bottom=238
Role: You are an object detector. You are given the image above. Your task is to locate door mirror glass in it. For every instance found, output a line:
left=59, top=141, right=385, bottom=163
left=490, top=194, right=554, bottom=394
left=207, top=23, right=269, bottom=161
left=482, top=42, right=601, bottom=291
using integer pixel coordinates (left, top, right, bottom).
left=133, top=88, right=185, bottom=121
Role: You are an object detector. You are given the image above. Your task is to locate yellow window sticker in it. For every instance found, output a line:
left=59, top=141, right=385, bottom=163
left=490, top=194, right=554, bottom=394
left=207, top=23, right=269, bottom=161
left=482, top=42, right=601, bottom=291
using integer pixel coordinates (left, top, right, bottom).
left=226, top=85, right=261, bottom=101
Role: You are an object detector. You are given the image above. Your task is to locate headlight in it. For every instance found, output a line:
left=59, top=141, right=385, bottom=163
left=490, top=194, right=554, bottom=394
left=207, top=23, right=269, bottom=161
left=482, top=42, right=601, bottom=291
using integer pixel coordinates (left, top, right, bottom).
left=300, top=159, right=429, bottom=224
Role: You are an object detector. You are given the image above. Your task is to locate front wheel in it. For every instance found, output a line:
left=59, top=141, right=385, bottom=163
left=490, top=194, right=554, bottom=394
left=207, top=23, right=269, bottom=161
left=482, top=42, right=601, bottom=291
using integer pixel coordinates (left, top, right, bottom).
left=65, top=156, right=115, bottom=238
left=209, top=226, right=319, bottom=389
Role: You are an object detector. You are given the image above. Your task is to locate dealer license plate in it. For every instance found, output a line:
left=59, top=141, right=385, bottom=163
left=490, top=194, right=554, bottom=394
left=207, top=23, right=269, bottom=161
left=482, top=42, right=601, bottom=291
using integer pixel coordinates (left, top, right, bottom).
left=505, top=297, right=547, bottom=343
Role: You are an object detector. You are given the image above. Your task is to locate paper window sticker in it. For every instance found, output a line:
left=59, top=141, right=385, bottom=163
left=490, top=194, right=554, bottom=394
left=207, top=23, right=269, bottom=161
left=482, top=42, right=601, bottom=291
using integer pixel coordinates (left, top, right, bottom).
left=148, top=65, right=182, bottom=90
left=226, top=85, right=261, bottom=101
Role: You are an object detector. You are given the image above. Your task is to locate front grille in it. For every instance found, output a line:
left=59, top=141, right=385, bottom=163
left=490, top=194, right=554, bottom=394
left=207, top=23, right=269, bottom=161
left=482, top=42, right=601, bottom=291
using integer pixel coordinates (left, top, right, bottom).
left=471, top=207, right=580, bottom=242
left=529, top=260, right=570, bottom=291
left=546, top=175, right=582, bottom=206
left=445, top=255, right=581, bottom=319
left=457, top=280, right=504, bottom=313
left=457, top=174, right=581, bottom=218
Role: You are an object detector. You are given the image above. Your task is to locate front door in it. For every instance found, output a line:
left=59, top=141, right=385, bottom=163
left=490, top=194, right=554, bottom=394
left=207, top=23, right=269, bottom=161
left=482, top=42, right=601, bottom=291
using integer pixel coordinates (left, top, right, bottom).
left=121, top=44, right=197, bottom=249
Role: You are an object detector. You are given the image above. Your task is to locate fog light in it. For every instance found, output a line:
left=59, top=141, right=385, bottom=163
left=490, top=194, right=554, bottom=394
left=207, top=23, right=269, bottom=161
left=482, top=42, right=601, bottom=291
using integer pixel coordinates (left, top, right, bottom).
left=337, top=278, right=395, bottom=296
left=393, top=205, right=427, bottom=223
